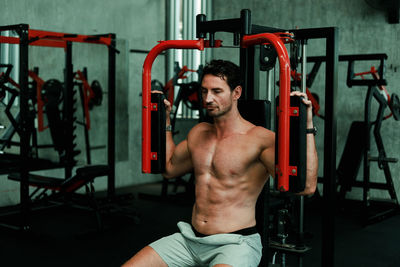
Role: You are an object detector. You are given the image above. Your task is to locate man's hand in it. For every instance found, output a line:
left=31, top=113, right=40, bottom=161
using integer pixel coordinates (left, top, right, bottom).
left=152, top=90, right=172, bottom=125
left=290, top=90, right=318, bottom=196
left=290, top=91, right=313, bottom=128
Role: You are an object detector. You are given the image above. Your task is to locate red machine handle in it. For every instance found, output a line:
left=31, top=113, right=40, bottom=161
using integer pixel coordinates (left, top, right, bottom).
left=142, top=39, right=204, bottom=173
left=242, top=33, right=291, bottom=192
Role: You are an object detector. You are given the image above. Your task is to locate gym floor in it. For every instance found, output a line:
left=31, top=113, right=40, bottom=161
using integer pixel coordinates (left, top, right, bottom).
left=1, top=182, right=399, bottom=267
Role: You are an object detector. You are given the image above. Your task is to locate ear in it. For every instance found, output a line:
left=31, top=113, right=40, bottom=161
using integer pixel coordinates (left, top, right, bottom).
left=232, top=86, right=242, bottom=100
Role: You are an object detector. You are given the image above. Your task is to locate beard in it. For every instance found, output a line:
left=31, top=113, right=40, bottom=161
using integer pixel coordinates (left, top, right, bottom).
left=206, top=103, right=232, bottom=118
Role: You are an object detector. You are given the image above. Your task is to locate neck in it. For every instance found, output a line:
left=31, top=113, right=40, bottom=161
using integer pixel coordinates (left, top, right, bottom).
left=213, top=106, right=243, bottom=139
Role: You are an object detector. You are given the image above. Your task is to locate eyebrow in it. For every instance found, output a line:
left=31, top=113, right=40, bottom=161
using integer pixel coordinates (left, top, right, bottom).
left=201, top=87, right=223, bottom=91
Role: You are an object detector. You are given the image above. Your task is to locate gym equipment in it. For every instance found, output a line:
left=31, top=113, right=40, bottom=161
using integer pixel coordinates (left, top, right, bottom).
left=74, top=69, right=103, bottom=129
left=169, top=79, right=205, bottom=133
left=142, top=9, right=339, bottom=267
left=142, top=39, right=204, bottom=174
left=390, top=93, right=400, bottom=120
left=89, top=80, right=103, bottom=108
left=337, top=53, right=399, bottom=224
left=28, top=69, right=47, bottom=132
left=150, top=93, right=166, bottom=173
left=142, top=10, right=295, bottom=195
left=290, top=70, right=324, bottom=119
left=238, top=99, right=271, bottom=263
left=275, top=95, right=307, bottom=193
left=28, top=68, right=79, bottom=163
left=8, top=165, right=109, bottom=230
left=0, top=64, right=21, bottom=151
left=42, top=79, right=66, bottom=157
left=153, top=62, right=203, bottom=134
left=74, top=68, right=102, bottom=166
left=163, top=64, right=198, bottom=106
left=139, top=63, right=203, bottom=200
left=0, top=24, right=117, bottom=232
left=272, top=38, right=310, bottom=267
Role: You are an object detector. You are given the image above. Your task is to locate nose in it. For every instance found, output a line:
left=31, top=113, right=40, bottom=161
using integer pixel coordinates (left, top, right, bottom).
left=203, top=91, right=213, bottom=104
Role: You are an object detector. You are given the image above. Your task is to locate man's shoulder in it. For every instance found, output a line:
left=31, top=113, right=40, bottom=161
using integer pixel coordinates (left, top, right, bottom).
left=191, top=122, right=214, bottom=132
left=187, top=122, right=214, bottom=138
left=246, top=126, right=275, bottom=149
left=248, top=125, right=275, bottom=138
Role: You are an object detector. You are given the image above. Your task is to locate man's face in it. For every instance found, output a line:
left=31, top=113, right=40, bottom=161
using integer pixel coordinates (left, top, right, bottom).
left=201, top=74, right=235, bottom=118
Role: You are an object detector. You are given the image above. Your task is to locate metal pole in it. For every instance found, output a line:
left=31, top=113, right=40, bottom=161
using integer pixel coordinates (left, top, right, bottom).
left=192, top=0, right=200, bottom=78
left=205, top=0, right=213, bottom=64
left=188, top=0, right=193, bottom=75
left=18, top=24, right=30, bottom=232
left=299, top=40, right=307, bottom=267
left=299, top=40, right=307, bottom=234
left=1, top=31, right=10, bottom=103
left=165, top=0, right=175, bottom=84
left=301, top=41, right=307, bottom=93
left=10, top=31, right=19, bottom=106
left=108, top=35, right=116, bottom=198
left=182, top=0, right=189, bottom=117
left=266, top=69, right=273, bottom=102
left=322, top=28, right=338, bottom=267
left=64, top=42, right=74, bottom=180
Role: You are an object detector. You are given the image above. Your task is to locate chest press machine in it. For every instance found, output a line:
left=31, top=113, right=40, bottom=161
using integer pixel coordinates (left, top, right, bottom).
left=141, top=9, right=314, bottom=266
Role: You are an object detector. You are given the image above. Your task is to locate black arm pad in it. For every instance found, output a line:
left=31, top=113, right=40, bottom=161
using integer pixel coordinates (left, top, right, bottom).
left=150, top=93, right=166, bottom=173
left=275, top=95, right=307, bottom=193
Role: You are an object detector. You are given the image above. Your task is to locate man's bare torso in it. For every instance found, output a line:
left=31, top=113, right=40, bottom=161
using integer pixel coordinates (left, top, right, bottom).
left=188, top=121, right=274, bottom=235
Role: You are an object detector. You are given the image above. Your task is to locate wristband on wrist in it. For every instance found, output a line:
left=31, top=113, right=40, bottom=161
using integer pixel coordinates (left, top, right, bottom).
left=306, top=126, right=317, bottom=136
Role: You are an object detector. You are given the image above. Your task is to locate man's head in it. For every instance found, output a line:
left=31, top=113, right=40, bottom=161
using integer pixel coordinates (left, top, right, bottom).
left=200, top=60, right=242, bottom=118
left=201, top=59, right=242, bottom=91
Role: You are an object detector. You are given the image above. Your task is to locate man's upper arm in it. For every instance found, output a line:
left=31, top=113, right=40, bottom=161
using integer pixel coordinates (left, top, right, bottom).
left=164, top=139, right=193, bottom=178
left=259, top=129, right=275, bottom=178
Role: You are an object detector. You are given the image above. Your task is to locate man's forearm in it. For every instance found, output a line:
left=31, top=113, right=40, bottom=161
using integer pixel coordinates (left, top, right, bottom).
left=306, top=132, right=318, bottom=193
left=164, top=118, right=176, bottom=177
left=301, top=117, right=318, bottom=195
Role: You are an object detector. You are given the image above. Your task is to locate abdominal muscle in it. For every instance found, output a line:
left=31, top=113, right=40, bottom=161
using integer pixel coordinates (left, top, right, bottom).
left=191, top=172, right=264, bottom=235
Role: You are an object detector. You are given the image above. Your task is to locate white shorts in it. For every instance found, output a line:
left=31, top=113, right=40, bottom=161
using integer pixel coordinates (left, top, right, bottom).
left=149, top=221, right=262, bottom=267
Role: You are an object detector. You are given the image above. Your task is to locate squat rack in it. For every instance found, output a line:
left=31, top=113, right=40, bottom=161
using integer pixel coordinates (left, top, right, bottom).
left=0, top=24, right=117, bottom=231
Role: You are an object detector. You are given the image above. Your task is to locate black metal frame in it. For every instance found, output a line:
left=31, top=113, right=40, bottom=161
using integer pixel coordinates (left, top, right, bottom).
left=196, top=9, right=284, bottom=101
left=311, top=53, right=398, bottom=225
left=292, top=28, right=339, bottom=267
left=334, top=53, right=399, bottom=224
left=363, top=85, right=399, bottom=216
left=0, top=24, right=117, bottom=231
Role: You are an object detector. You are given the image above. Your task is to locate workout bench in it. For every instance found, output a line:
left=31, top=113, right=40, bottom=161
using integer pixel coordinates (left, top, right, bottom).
left=8, top=165, right=109, bottom=229
left=8, top=164, right=109, bottom=198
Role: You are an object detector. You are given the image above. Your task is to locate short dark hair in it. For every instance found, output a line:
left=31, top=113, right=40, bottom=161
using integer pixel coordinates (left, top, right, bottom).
left=201, top=59, right=241, bottom=91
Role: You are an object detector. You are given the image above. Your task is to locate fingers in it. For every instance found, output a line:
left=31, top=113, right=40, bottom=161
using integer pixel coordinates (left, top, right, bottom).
left=164, top=98, right=172, bottom=111
left=151, top=90, right=171, bottom=112
left=290, top=91, right=311, bottom=107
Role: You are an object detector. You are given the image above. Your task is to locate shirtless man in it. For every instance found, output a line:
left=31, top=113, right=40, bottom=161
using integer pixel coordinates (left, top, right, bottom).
left=123, top=59, right=318, bottom=267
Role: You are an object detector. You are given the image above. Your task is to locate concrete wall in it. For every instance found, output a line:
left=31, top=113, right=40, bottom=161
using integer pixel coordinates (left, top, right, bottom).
left=0, top=0, right=166, bottom=206
left=1, top=0, right=398, bottom=207
left=212, top=0, right=400, bottom=200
